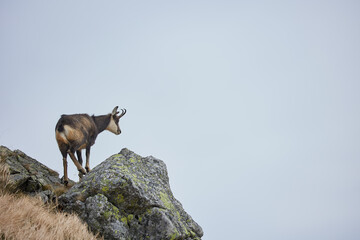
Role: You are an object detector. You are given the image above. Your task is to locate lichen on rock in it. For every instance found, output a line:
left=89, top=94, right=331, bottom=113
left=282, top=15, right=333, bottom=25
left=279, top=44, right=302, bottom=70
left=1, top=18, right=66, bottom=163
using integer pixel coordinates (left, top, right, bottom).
left=58, top=148, right=203, bottom=240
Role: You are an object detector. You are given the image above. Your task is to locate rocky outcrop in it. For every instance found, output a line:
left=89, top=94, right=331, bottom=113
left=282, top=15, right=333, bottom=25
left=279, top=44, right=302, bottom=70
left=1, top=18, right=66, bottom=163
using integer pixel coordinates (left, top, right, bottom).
left=0, top=146, right=203, bottom=240
left=58, top=148, right=203, bottom=240
left=0, top=146, right=71, bottom=202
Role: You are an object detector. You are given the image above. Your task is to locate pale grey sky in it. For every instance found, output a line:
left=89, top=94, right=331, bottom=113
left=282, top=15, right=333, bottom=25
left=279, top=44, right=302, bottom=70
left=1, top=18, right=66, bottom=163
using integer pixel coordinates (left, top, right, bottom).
left=1, top=1, right=360, bottom=239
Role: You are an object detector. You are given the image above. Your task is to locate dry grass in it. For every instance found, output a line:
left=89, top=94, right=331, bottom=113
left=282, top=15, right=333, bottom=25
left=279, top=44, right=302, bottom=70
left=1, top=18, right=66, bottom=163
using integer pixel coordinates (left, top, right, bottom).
left=0, top=151, right=102, bottom=240
left=0, top=193, right=101, bottom=240
left=0, top=155, right=13, bottom=194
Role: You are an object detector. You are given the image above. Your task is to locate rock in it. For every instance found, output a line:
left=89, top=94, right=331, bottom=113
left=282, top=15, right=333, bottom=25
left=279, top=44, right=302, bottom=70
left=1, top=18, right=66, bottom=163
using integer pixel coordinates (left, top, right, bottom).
left=58, top=148, right=203, bottom=240
left=1, top=146, right=57, bottom=190
left=38, top=189, right=57, bottom=203
left=0, top=146, right=73, bottom=201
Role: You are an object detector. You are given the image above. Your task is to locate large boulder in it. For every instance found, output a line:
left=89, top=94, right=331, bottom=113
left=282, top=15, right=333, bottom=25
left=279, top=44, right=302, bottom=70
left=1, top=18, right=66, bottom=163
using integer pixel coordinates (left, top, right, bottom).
left=58, top=148, right=203, bottom=240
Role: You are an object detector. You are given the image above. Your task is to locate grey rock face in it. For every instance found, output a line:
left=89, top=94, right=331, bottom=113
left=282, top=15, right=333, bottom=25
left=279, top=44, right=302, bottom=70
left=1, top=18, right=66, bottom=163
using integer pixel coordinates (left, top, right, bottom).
left=0, top=145, right=65, bottom=201
left=58, top=148, right=203, bottom=240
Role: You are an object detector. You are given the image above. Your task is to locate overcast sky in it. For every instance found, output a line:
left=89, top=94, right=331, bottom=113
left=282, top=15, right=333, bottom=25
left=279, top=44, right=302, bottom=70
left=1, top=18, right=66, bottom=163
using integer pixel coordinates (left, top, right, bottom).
left=1, top=1, right=360, bottom=239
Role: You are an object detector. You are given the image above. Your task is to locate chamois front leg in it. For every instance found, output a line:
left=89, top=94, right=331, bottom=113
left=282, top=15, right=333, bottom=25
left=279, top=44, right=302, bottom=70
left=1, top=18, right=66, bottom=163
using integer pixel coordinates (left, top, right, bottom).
left=67, top=150, right=87, bottom=178
left=85, top=147, right=91, bottom=173
left=76, top=150, right=83, bottom=166
left=76, top=150, right=85, bottom=180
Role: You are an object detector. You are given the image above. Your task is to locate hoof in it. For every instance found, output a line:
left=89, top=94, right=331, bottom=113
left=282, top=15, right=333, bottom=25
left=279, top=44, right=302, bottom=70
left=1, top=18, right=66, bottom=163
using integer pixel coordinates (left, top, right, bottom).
left=78, top=168, right=86, bottom=175
left=61, top=176, right=69, bottom=186
left=78, top=172, right=84, bottom=179
left=85, top=167, right=91, bottom=173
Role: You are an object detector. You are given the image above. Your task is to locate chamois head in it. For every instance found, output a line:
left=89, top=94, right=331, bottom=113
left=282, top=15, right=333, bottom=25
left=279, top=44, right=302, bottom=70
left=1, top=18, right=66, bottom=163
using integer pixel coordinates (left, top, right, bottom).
left=106, top=106, right=127, bottom=135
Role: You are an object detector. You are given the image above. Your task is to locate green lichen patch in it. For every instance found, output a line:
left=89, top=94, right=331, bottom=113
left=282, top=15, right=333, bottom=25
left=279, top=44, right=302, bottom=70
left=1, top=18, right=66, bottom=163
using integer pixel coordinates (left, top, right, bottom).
left=115, top=193, right=125, bottom=204
left=103, top=211, right=112, bottom=220
left=159, top=191, right=175, bottom=210
left=121, top=216, right=128, bottom=225
left=127, top=214, right=134, bottom=222
left=170, top=231, right=179, bottom=240
left=101, top=185, right=109, bottom=192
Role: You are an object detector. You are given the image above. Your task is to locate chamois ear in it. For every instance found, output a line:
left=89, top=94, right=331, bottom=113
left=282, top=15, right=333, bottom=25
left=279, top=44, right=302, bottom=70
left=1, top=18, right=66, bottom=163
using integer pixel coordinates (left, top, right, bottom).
left=112, top=106, right=119, bottom=115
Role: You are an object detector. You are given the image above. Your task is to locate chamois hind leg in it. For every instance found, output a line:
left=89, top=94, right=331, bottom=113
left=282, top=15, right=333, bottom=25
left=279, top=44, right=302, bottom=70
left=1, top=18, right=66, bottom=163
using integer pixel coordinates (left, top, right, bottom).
left=85, top=146, right=91, bottom=173
left=68, top=150, right=87, bottom=178
left=62, top=152, right=69, bottom=186
left=57, top=144, right=69, bottom=186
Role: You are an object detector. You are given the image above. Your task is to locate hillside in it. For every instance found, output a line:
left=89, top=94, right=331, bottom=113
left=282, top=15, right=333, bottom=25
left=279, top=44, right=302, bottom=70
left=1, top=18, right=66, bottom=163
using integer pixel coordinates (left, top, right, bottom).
left=0, top=146, right=203, bottom=240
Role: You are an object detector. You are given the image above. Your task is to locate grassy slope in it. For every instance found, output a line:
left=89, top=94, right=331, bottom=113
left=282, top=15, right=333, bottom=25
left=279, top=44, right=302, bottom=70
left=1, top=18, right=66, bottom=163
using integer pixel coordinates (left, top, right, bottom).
left=0, top=155, right=101, bottom=240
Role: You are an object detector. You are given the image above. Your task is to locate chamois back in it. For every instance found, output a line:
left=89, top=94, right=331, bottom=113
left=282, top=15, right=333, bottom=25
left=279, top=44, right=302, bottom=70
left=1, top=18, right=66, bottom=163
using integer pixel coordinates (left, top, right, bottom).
left=55, top=114, right=98, bottom=152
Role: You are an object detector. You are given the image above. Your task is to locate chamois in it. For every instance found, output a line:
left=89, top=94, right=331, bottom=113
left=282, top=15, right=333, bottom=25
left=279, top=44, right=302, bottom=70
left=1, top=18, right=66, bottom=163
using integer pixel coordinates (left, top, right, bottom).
left=55, top=106, right=126, bottom=185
